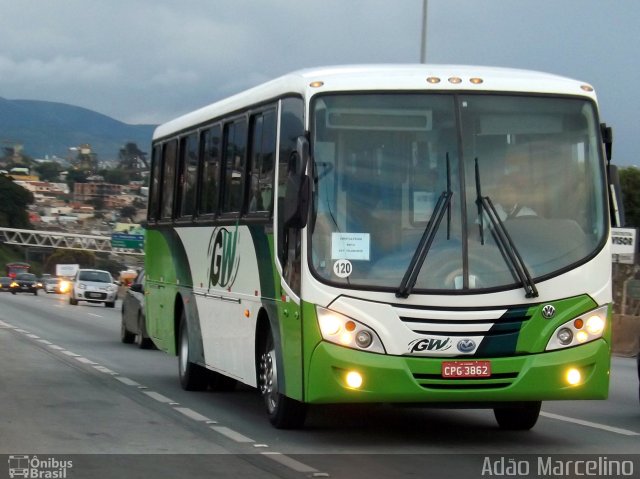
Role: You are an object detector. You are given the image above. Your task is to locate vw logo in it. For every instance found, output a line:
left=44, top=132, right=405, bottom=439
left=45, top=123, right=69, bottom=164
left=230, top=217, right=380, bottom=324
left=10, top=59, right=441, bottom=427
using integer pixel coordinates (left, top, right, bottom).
left=542, top=304, right=556, bottom=319
left=457, top=339, right=476, bottom=353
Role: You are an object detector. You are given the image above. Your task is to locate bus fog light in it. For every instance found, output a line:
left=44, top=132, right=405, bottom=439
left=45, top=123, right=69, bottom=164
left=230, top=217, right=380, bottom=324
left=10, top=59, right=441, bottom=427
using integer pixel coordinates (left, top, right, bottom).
left=355, top=330, right=373, bottom=349
left=557, top=328, right=573, bottom=345
left=566, top=368, right=581, bottom=385
left=345, top=371, right=363, bottom=389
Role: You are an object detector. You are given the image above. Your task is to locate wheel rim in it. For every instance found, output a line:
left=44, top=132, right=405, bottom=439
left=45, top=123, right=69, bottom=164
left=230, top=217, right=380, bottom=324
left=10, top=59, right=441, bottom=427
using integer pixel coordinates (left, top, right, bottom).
left=259, top=345, right=278, bottom=414
left=179, top=324, right=189, bottom=377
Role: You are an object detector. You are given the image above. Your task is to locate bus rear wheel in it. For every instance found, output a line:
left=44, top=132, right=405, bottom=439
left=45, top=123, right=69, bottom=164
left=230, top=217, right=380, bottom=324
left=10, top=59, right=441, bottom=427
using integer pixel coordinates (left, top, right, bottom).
left=258, top=329, right=307, bottom=429
left=493, top=401, right=541, bottom=430
left=178, top=313, right=208, bottom=391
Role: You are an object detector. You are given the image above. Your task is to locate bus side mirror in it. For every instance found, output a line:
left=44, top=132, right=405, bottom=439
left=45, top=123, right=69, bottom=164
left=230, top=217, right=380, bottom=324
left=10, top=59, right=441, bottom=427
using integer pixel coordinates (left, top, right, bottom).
left=608, top=164, right=624, bottom=228
left=282, top=136, right=311, bottom=229
left=600, top=123, right=613, bottom=163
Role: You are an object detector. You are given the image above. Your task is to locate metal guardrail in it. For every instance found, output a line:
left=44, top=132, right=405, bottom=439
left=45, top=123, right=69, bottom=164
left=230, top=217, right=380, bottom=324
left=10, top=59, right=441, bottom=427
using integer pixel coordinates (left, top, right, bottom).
left=0, top=227, right=143, bottom=255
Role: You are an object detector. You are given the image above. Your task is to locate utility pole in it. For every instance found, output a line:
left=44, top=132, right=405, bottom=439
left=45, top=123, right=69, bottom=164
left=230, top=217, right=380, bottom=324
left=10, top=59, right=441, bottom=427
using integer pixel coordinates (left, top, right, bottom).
left=420, top=0, right=428, bottom=63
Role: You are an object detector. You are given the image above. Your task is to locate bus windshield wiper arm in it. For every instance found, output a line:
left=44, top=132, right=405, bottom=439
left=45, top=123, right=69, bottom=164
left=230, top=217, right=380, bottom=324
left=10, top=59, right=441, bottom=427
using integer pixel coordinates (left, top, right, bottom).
left=396, top=158, right=452, bottom=299
left=474, top=159, right=538, bottom=298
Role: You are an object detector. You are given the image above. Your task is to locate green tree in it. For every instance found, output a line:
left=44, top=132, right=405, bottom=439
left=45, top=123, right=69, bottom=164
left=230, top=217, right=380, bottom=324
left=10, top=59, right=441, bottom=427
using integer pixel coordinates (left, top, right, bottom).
left=34, top=161, right=63, bottom=182
left=89, top=197, right=105, bottom=211
left=66, top=169, right=89, bottom=190
left=119, top=205, right=137, bottom=221
left=619, top=167, right=640, bottom=227
left=0, top=175, right=34, bottom=228
left=99, top=168, right=130, bottom=185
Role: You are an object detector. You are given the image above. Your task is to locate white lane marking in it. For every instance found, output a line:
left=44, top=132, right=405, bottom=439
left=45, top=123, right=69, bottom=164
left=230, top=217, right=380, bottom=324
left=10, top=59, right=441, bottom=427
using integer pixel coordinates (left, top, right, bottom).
left=8, top=325, right=290, bottom=455
left=93, top=365, right=118, bottom=375
left=143, top=391, right=174, bottom=404
left=541, top=411, right=640, bottom=436
left=0, top=320, right=13, bottom=328
left=87, top=313, right=102, bottom=318
left=210, top=426, right=254, bottom=443
left=116, top=377, right=141, bottom=386
left=27, top=334, right=40, bottom=339
left=260, top=452, right=318, bottom=473
left=15, top=329, right=29, bottom=333
left=174, top=407, right=211, bottom=422
left=75, top=357, right=98, bottom=365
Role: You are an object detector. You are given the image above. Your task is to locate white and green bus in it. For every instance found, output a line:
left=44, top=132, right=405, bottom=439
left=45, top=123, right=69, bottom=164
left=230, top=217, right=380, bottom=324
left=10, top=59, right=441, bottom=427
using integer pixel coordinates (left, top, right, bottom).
left=145, top=65, right=618, bottom=430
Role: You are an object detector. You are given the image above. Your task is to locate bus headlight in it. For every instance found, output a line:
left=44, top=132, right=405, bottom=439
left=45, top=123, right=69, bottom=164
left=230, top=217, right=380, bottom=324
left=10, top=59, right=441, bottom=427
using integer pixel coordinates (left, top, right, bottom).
left=316, top=306, right=385, bottom=354
left=546, top=304, right=608, bottom=351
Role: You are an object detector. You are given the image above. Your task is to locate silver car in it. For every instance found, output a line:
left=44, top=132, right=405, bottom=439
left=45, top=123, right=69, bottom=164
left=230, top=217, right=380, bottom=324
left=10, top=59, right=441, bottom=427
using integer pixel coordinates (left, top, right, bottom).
left=120, top=269, right=153, bottom=349
left=69, top=269, right=118, bottom=308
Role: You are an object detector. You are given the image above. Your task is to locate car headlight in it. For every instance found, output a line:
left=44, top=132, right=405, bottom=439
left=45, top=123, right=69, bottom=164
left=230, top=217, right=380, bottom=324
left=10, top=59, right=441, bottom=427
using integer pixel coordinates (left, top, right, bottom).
left=10, top=282, right=18, bottom=288
left=316, top=306, right=385, bottom=354
left=107, top=285, right=116, bottom=292
left=546, top=304, right=608, bottom=351
left=78, top=283, right=86, bottom=290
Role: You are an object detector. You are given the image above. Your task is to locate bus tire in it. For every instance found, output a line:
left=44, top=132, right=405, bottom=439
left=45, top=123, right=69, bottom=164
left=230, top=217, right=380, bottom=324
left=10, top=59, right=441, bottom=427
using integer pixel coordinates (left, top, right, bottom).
left=258, top=329, right=307, bottom=429
left=178, top=313, right=208, bottom=391
left=493, top=401, right=541, bottom=430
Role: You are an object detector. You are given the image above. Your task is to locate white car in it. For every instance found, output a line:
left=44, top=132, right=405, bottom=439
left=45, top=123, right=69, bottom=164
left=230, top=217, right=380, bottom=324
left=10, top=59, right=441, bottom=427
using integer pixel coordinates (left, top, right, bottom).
left=69, top=269, right=118, bottom=308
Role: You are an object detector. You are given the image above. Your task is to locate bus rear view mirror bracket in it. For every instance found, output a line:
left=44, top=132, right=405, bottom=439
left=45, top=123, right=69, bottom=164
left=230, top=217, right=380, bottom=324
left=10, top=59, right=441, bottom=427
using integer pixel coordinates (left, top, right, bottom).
left=283, top=136, right=311, bottom=230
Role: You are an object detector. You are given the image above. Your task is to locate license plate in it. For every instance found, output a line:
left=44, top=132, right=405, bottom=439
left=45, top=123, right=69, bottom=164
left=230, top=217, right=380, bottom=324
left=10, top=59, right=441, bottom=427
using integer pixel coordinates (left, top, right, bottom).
left=442, top=360, right=491, bottom=378
left=87, top=292, right=101, bottom=298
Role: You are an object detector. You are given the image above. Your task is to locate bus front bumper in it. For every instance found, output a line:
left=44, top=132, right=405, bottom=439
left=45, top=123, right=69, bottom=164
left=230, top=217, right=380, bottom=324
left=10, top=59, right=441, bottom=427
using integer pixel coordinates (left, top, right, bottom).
left=305, top=339, right=610, bottom=404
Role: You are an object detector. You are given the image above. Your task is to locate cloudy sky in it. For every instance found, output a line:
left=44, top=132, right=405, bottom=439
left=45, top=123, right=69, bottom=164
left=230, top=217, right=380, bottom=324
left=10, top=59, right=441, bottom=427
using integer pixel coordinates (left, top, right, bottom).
left=1, top=0, right=639, bottom=165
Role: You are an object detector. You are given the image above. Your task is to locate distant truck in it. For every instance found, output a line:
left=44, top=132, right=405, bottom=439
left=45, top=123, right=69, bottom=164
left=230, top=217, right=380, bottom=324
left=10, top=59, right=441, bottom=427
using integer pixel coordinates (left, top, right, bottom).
left=56, top=264, right=80, bottom=278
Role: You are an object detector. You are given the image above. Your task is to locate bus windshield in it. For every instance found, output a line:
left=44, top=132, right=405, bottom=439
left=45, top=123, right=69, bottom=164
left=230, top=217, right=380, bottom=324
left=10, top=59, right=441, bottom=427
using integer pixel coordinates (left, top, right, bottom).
left=310, top=93, right=606, bottom=293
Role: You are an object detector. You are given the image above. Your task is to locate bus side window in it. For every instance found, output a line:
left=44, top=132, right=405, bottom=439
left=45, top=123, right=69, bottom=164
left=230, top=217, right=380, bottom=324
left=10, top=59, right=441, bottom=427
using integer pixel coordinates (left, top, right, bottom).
left=148, top=144, right=162, bottom=222
left=222, top=118, right=248, bottom=214
left=277, top=97, right=305, bottom=294
left=160, top=140, right=178, bottom=220
left=248, top=109, right=276, bottom=214
left=199, top=125, right=222, bottom=216
left=177, top=133, right=198, bottom=219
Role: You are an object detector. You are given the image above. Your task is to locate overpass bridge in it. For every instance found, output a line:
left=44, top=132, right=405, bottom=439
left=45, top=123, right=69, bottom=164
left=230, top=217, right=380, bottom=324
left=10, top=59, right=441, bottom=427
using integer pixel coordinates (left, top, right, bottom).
left=0, top=227, right=143, bottom=255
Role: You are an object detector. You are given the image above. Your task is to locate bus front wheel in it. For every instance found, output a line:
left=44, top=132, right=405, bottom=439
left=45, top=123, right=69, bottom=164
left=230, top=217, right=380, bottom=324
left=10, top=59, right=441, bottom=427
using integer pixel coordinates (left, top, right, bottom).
left=258, top=329, right=307, bottom=429
left=493, top=401, right=541, bottom=430
left=178, top=313, right=208, bottom=391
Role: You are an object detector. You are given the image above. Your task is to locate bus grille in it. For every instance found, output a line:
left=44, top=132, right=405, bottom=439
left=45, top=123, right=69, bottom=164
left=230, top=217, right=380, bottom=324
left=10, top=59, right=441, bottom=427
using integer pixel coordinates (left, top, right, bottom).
left=412, top=371, right=519, bottom=390
left=396, top=306, right=532, bottom=358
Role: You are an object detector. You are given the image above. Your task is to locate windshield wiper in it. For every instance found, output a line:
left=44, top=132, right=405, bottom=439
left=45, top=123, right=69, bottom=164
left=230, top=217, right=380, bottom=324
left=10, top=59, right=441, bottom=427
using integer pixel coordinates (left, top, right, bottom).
left=396, top=157, right=452, bottom=298
left=474, top=159, right=538, bottom=298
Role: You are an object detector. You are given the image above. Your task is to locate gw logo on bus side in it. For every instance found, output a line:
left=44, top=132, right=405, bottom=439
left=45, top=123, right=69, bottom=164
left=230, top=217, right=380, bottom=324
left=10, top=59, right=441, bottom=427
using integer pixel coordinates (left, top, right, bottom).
left=208, top=226, right=241, bottom=288
left=409, top=337, right=452, bottom=353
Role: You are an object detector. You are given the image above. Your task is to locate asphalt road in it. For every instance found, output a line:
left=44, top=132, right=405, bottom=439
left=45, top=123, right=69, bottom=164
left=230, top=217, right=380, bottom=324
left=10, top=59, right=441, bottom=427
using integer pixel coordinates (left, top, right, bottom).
left=0, top=291, right=638, bottom=478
